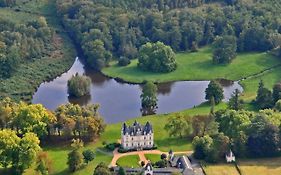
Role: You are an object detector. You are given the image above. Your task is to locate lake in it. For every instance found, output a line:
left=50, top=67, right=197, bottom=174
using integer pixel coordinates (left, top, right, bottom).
left=32, top=57, right=243, bottom=123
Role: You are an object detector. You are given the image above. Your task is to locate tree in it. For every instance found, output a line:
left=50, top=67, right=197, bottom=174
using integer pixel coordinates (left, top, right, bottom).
left=205, top=81, right=224, bottom=104
left=84, top=39, right=112, bottom=70
left=0, top=130, right=41, bottom=174
left=13, top=103, right=56, bottom=138
left=192, top=135, right=213, bottom=160
left=191, top=115, right=218, bottom=137
left=118, top=166, right=126, bottom=175
left=67, top=73, right=91, bottom=97
left=255, top=80, right=273, bottom=109
left=140, top=81, right=158, bottom=115
left=94, top=162, right=112, bottom=175
left=213, top=35, right=237, bottom=64
left=228, top=89, right=243, bottom=110
left=35, top=152, right=53, bottom=175
left=247, top=115, right=280, bottom=157
left=215, top=110, right=251, bottom=139
left=138, top=42, right=177, bottom=73
left=67, top=139, right=84, bottom=172
left=67, top=150, right=84, bottom=172
left=272, top=82, right=281, bottom=104
left=82, top=149, right=95, bottom=164
left=164, top=114, right=191, bottom=138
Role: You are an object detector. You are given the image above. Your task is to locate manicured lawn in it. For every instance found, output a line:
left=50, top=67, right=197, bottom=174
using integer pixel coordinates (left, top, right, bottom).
left=238, top=158, right=281, bottom=175
left=203, top=164, right=240, bottom=175
left=116, top=155, right=140, bottom=168
left=145, top=154, right=161, bottom=163
left=102, top=47, right=280, bottom=84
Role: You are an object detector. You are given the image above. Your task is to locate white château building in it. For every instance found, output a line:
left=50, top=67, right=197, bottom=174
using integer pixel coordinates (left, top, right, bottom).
left=121, top=121, right=154, bottom=150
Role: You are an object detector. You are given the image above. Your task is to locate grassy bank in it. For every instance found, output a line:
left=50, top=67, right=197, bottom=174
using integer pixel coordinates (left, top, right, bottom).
left=0, top=0, right=76, bottom=102
left=102, top=47, right=280, bottom=83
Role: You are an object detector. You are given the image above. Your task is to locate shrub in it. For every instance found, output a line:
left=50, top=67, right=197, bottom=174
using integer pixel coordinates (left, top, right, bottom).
left=82, top=149, right=95, bottom=164
left=118, top=56, right=131, bottom=66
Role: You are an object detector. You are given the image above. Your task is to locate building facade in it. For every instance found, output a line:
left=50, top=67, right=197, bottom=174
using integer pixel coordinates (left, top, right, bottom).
left=121, top=121, right=154, bottom=150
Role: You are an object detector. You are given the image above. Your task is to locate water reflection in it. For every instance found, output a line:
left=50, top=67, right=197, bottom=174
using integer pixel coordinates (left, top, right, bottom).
left=32, top=57, right=243, bottom=124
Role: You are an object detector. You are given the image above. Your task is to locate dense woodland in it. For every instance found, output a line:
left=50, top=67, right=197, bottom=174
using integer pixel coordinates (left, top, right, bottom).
left=0, top=17, right=53, bottom=78
left=56, top=0, right=281, bottom=70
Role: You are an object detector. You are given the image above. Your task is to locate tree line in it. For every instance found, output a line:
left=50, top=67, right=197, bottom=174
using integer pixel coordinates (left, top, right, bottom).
left=56, top=0, right=281, bottom=69
left=0, top=98, right=106, bottom=174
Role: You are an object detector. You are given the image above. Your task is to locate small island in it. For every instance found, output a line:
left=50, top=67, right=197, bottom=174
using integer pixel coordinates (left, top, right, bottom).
left=67, top=73, right=91, bottom=97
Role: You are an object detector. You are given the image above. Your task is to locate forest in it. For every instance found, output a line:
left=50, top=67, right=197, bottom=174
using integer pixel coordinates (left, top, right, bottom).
left=56, top=0, right=281, bottom=70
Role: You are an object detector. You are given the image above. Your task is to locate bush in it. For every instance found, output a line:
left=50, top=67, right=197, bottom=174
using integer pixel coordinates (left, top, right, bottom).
left=82, top=149, right=95, bottom=164
left=67, top=73, right=91, bottom=97
left=118, top=56, right=131, bottom=66
left=105, top=143, right=120, bottom=151
left=154, top=160, right=167, bottom=168
left=161, top=153, right=167, bottom=160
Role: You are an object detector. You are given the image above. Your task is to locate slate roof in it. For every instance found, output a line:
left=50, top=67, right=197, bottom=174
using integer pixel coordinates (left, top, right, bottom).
left=122, top=121, right=153, bottom=135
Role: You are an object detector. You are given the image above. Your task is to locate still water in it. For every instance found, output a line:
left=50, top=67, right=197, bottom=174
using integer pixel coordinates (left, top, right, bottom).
left=32, top=57, right=243, bottom=123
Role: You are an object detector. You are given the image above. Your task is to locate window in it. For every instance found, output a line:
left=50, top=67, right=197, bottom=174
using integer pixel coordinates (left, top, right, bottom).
left=132, top=138, right=133, bottom=140
left=149, top=142, right=151, bottom=145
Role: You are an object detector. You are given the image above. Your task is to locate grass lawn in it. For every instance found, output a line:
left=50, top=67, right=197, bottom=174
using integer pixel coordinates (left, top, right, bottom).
left=238, top=157, right=281, bottom=175
left=240, top=67, right=281, bottom=101
left=102, top=47, right=280, bottom=84
left=145, top=154, right=161, bottom=163
left=203, top=163, right=240, bottom=175
left=116, top=155, right=140, bottom=168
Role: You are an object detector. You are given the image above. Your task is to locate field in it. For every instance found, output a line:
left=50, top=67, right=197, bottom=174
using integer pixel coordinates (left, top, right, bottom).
left=203, top=157, right=281, bottom=175
left=203, top=164, right=240, bottom=175
left=116, top=155, right=140, bottom=168
left=238, top=158, right=281, bottom=175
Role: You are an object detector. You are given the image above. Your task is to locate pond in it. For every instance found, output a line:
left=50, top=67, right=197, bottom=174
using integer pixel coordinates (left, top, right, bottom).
left=32, top=57, right=243, bottom=123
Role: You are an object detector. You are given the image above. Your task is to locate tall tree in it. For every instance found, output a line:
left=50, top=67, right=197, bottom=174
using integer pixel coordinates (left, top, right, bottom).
left=140, top=81, right=158, bottom=115
left=164, top=114, right=191, bottom=138
left=138, top=42, right=177, bottom=73
left=213, top=35, right=237, bottom=64
left=272, top=82, right=281, bottom=104
left=205, top=81, right=224, bottom=104
left=228, top=89, right=243, bottom=110
left=255, top=80, right=273, bottom=109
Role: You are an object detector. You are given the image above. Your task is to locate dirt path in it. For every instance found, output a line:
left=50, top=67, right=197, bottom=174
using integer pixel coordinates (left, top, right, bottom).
left=110, top=148, right=193, bottom=167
